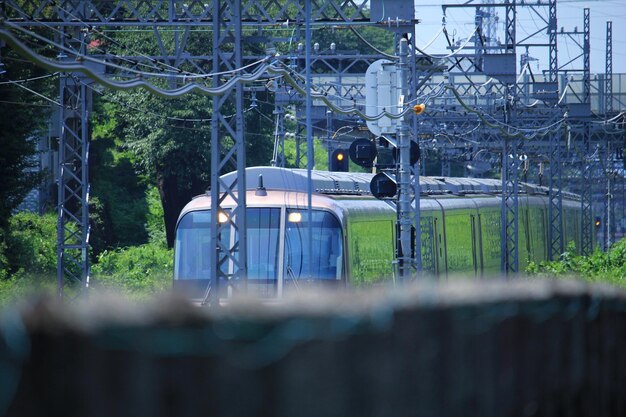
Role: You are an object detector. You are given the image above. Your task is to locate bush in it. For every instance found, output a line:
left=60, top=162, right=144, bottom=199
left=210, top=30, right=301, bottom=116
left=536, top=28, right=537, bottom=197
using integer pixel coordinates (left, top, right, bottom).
left=91, top=243, right=173, bottom=297
left=145, top=186, right=167, bottom=247
left=0, top=274, right=56, bottom=306
left=526, top=239, right=626, bottom=288
left=5, top=212, right=57, bottom=276
left=0, top=229, right=9, bottom=281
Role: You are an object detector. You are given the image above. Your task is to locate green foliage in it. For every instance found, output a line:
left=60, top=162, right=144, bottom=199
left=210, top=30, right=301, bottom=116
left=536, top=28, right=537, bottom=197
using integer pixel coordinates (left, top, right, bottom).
left=281, top=138, right=368, bottom=173
left=526, top=239, right=626, bottom=288
left=0, top=212, right=58, bottom=305
left=91, top=243, right=173, bottom=297
left=0, top=229, right=9, bottom=281
left=0, top=51, right=53, bottom=228
left=146, top=186, right=167, bottom=246
left=4, top=212, right=57, bottom=277
left=111, top=91, right=213, bottom=188
left=0, top=274, right=54, bottom=305
left=312, top=25, right=394, bottom=58
left=90, top=97, right=150, bottom=252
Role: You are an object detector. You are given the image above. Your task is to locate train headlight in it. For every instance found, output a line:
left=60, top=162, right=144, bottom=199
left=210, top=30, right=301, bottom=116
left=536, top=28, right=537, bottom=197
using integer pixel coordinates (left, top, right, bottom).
left=288, top=212, right=302, bottom=223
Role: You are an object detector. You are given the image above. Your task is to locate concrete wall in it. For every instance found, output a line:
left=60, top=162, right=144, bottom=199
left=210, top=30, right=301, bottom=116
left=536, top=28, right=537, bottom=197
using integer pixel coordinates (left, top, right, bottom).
left=2, top=280, right=625, bottom=417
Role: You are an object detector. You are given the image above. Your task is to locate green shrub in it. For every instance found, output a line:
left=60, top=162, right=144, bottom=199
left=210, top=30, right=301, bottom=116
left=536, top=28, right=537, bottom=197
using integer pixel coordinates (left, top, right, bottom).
left=145, top=186, right=167, bottom=247
left=0, top=274, right=56, bottom=306
left=91, top=243, right=173, bottom=296
left=0, top=229, right=9, bottom=281
left=526, top=239, right=626, bottom=288
left=5, top=212, right=57, bottom=276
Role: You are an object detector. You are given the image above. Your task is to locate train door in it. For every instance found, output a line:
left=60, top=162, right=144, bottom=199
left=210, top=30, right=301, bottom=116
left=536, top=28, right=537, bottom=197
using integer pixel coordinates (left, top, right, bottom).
left=419, top=215, right=437, bottom=275
left=433, top=214, right=447, bottom=277
left=470, top=213, right=482, bottom=276
left=442, top=208, right=478, bottom=277
left=527, top=203, right=547, bottom=263
left=478, top=207, right=501, bottom=275
left=519, top=204, right=532, bottom=270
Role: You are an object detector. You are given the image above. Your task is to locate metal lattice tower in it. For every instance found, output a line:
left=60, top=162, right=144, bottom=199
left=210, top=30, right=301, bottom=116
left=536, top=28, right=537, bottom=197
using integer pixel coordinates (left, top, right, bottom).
left=605, top=21, right=613, bottom=116
left=548, top=0, right=558, bottom=84
left=57, top=71, right=91, bottom=297
left=208, top=0, right=247, bottom=303
left=56, top=11, right=92, bottom=298
left=580, top=8, right=593, bottom=255
left=546, top=0, right=563, bottom=260
left=500, top=0, right=519, bottom=274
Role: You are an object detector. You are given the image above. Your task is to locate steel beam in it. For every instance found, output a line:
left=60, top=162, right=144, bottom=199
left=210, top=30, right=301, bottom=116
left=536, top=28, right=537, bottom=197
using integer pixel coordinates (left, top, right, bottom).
left=500, top=94, right=519, bottom=274
left=605, top=21, right=613, bottom=116
left=57, top=71, right=91, bottom=298
left=55, top=5, right=92, bottom=298
left=548, top=0, right=558, bottom=83
left=579, top=8, right=593, bottom=255
left=208, top=0, right=247, bottom=304
left=548, top=127, right=564, bottom=260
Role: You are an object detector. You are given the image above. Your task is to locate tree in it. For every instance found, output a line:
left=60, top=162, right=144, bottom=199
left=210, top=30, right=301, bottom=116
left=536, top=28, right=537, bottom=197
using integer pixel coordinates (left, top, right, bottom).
left=0, top=50, right=53, bottom=229
left=96, top=87, right=273, bottom=248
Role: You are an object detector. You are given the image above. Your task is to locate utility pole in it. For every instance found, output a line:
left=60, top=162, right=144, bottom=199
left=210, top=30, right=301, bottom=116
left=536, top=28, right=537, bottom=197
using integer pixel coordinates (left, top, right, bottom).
left=397, top=38, right=412, bottom=280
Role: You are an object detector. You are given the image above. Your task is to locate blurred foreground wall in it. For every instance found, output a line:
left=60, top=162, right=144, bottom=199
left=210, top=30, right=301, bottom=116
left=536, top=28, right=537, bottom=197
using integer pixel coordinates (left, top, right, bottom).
left=1, top=280, right=625, bottom=417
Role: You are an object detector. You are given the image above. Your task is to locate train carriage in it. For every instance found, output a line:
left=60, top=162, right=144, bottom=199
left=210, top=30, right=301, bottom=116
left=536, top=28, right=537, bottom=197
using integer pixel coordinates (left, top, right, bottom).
left=173, top=167, right=582, bottom=301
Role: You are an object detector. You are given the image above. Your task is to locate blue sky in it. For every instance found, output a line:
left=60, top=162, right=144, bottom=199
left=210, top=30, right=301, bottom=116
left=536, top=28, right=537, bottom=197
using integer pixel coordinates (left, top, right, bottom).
left=412, top=0, right=626, bottom=74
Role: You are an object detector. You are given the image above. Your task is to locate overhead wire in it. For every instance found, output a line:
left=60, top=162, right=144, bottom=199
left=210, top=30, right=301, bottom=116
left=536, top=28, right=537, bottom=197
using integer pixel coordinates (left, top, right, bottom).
left=2, top=8, right=623, bottom=143
left=413, top=26, right=479, bottom=60
left=445, top=85, right=566, bottom=140
left=2, top=17, right=270, bottom=81
left=348, top=27, right=397, bottom=59
left=0, top=72, right=59, bottom=85
left=2, top=5, right=172, bottom=75
left=40, top=1, right=202, bottom=77
left=5, top=79, right=64, bottom=107
left=0, top=28, right=276, bottom=98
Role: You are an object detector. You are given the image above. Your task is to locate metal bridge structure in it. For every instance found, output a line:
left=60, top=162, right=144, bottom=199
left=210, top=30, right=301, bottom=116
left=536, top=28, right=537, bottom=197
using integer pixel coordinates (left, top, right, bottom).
left=0, top=0, right=624, bottom=298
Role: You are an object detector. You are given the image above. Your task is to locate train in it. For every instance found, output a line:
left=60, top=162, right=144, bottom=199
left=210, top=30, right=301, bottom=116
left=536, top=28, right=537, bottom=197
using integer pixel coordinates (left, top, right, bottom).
left=173, top=166, right=583, bottom=300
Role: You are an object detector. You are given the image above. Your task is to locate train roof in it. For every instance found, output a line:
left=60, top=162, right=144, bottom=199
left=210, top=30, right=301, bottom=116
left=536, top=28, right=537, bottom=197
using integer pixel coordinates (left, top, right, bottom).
left=217, top=167, right=560, bottom=197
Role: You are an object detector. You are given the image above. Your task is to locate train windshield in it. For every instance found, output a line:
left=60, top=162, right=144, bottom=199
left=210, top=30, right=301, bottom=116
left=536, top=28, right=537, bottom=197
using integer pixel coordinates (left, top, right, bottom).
left=284, top=209, right=343, bottom=282
left=174, top=210, right=225, bottom=281
left=174, top=207, right=342, bottom=297
left=174, top=208, right=280, bottom=280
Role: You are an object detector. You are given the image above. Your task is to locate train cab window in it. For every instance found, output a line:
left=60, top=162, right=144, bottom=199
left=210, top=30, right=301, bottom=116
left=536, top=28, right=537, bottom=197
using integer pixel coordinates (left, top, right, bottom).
left=174, top=210, right=231, bottom=281
left=174, top=208, right=282, bottom=297
left=247, top=208, right=281, bottom=283
left=284, top=209, right=343, bottom=282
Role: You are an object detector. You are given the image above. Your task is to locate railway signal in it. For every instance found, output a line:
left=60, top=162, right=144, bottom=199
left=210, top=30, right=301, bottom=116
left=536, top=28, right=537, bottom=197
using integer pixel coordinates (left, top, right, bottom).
left=349, top=138, right=377, bottom=168
left=370, top=172, right=397, bottom=199
left=378, top=136, right=421, bottom=166
left=330, top=148, right=349, bottom=172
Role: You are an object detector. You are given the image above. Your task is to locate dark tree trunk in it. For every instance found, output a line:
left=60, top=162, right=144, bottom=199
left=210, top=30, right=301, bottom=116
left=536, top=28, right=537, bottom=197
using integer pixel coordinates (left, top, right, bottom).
left=156, top=172, right=206, bottom=249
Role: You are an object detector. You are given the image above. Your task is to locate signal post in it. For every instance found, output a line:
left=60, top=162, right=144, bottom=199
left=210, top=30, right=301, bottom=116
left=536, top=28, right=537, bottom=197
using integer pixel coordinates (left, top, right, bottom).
left=362, top=39, right=425, bottom=283
left=397, top=38, right=413, bottom=280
